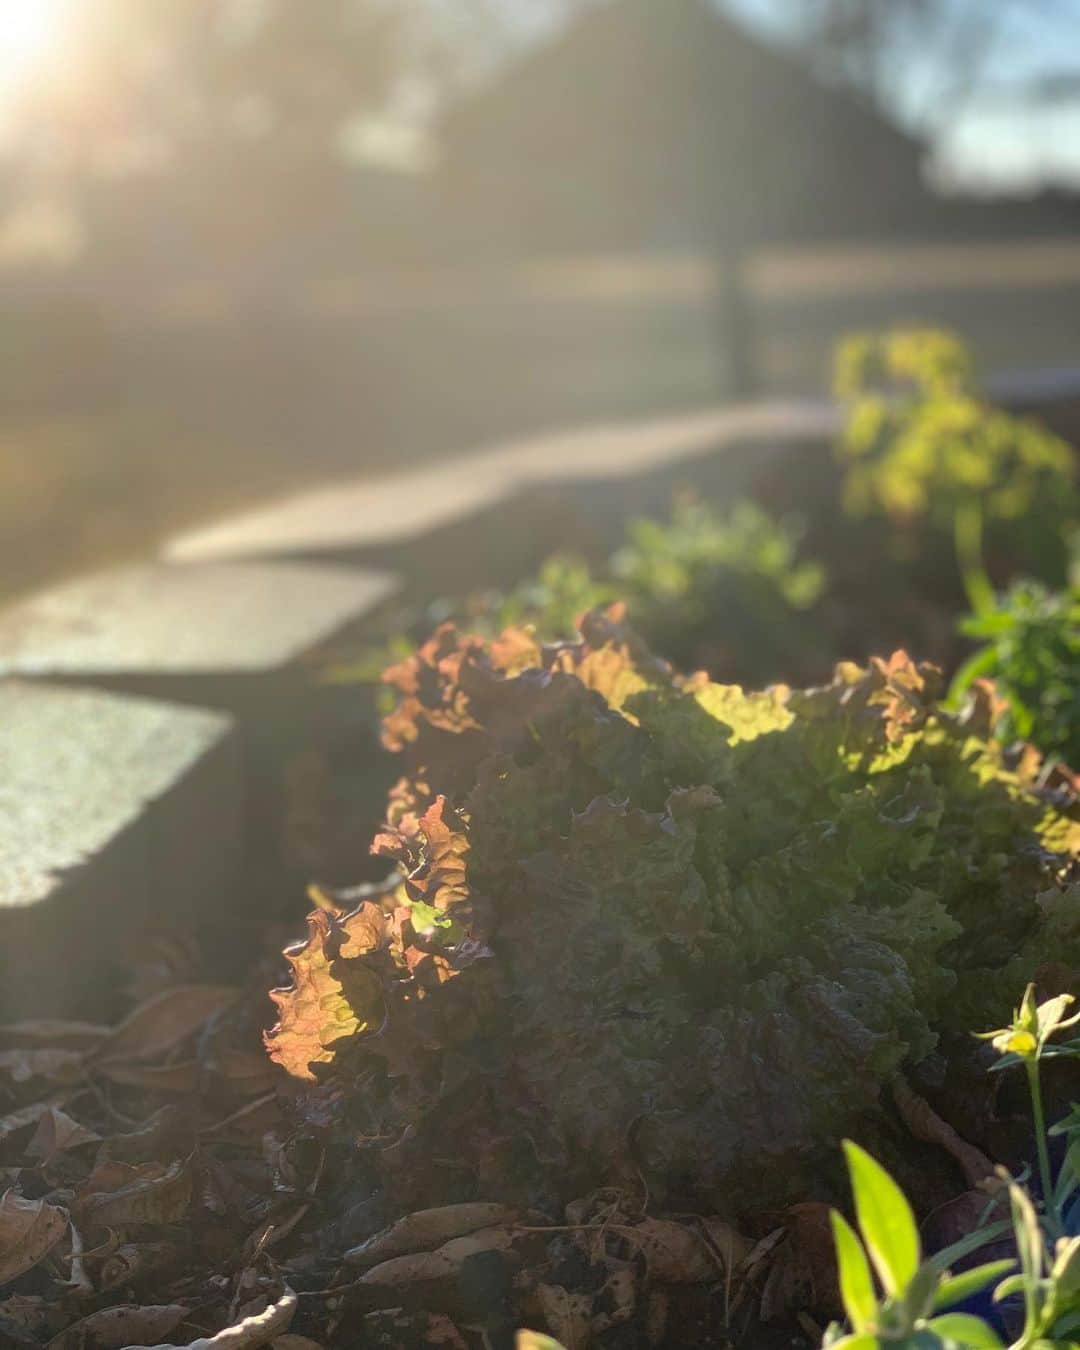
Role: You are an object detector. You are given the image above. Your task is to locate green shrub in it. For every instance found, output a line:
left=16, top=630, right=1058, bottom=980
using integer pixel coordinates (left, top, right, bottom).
left=823, top=986, right=1080, bottom=1349
left=952, top=581, right=1080, bottom=771
left=609, top=496, right=826, bottom=678
left=324, top=496, right=828, bottom=692
left=267, top=612, right=1080, bottom=1214
left=835, top=328, right=1076, bottom=615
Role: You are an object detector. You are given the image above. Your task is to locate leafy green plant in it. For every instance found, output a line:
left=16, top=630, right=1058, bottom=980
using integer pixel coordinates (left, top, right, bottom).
left=992, top=1177, right=1080, bottom=1350
left=835, top=329, right=1076, bottom=617
left=267, top=611, right=1080, bottom=1215
left=322, top=496, right=827, bottom=693
left=824, top=1140, right=1012, bottom=1348
left=950, top=581, right=1080, bottom=770
left=823, top=987, right=1080, bottom=1350
left=610, top=496, right=827, bottom=679
left=980, top=986, right=1080, bottom=1237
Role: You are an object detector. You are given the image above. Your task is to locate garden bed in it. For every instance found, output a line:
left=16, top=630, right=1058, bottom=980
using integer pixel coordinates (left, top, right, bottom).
left=2, top=330, right=1080, bottom=1349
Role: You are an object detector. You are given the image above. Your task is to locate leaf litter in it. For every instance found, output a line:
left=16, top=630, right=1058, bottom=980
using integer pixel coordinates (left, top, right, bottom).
left=4, top=611, right=1079, bottom=1346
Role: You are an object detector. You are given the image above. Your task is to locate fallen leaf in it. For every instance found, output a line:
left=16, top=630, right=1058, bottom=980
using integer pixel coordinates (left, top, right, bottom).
left=345, top=1202, right=515, bottom=1267
left=122, top=1285, right=296, bottom=1349
left=82, top=1156, right=193, bottom=1228
left=536, top=1284, right=592, bottom=1350
left=98, top=1242, right=184, bottom=1293
left=359, top=1251, right=458, bottom=1287
left=758, top=1203, right=837, bottom=1322
left=98, top=1104, right=192, bottom=1166
left=0, top=1189, right=68, bottom=1285
left=625, top=1218, right=719, bottom=1284
left=435, top=1225, right=518, bottom=1264
left=97, top=1061, right=200, bottom=1094
left=424, top=1316, right=469, bottom=1348
left=891, top=1076, right=994, bottom=1188
left=0, top=1101, right=53, bottom=1150
left=0, top=1293, right=48, bottom=1338
left=590, top=1263, right=635, bottom=1334
left=0, top=1022, right=107, bottom=1052
left=46, top=1302, right=187, bottom=1350
left=27, top=1108, right=101, bottom=1163
left=700, top=1217, right=752, bottom=1274
left=94, top=987, right=238, bottom=1065
left=0, top=1049, right=84, bottom=1084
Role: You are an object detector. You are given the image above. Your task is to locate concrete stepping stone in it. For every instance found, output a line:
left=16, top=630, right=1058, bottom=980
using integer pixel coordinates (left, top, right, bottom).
left=0, top=560, right=402, bottom=908
left=0, top=681, right=239, bottom=1020
left=162, top=399, right=840, bottom=585
left=0, top=559, right=397, bottom=689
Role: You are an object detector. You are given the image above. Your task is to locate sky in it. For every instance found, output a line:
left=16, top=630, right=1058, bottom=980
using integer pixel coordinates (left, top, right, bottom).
left=4, top=0, right=1080, bottom=195
left=721, top=0, right=1080, bottom=193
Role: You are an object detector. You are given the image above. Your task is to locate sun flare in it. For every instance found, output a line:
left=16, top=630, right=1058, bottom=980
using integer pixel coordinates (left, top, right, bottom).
left=0, top=0, right=66, bottom=96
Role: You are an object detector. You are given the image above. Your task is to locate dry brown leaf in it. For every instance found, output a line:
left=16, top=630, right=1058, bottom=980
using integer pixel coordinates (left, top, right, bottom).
left=270, top=1338, right=324, bottom=1350
left=891, top=1076, right=995, bottom=1188
left=0, top=1101, right=54, bottom=1149
left=0, top=1189, right=68, bottom=1285
left=590, top=1263, right=635, bottom=1334
left=345, top=1202, right=516, bottom=1267
left=206, top=1047, right=276, bottom=1097
left=0, top=1048, right=85, bottom=1084
left=625, top=1218, right=718, bottom=1284
left=121, top=1285, right=295, bottom=1349
left=46, top=1302, right=187, bottom=1350
left=94, top=986, right=238, bottom=1065
left=97, top=1104, right=191, bottom=1166
left=82, top=1155, right=193, bottom=1228
left=645, top=1288, right=668, bottom=1346
left=434, top=1225, right=518, bottom=1264
left=699, top=1217, right=753, bottom=1273
left=0, top=1293, right=48, bottom=1338
left=98, top=1060, right=200, bottom=1094
left=358, top=1224, right=519, bottom=1287
left=0, top=1021, right=107, bottom=1052
left=27, top=1108, right=101, bottom=1163
left=536, top=1283, right=592, bottom=1350
left=424, top=1316, right=469, bottom=1348
left=359, top=1251, right=459, bottom=1286
left=758, top=1202, right=838, bottom=1322
left=98, top=1242, right=184, bottom=1293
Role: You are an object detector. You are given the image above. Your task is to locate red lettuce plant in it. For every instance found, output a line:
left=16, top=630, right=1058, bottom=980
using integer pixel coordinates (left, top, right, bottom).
left=266, top=610, right=1080, bottom=1212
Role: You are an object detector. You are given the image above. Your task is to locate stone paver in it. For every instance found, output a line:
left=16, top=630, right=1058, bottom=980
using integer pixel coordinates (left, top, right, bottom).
left=0, top=560, right=397, bottom=679
left=0, top=681, right=239, bottom=1018
left=0, top=561, right=402, bottom=920
left=163, top=399, right=838, bottom=571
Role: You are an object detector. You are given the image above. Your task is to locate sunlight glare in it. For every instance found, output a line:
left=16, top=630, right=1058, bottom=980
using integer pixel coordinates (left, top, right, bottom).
left=0, top=0, right=66, bottom=97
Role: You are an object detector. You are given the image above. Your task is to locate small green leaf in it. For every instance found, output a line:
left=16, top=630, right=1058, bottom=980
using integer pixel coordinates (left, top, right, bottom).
left=824, top=1336, right=879, bottom=1350
left=1009, top=1180, right=1046, bottom=1289
left=1050, top=1234, right=1080, bottom=1305
left=930, top=1220, right=1016, bottom=1272
left=1054, top=1141, right=1080, bottom=1211
left=992, top=1273, right=1027, bottom=1302
left=934, top=1259, right=1016, bottom=1311
left=925, top=1313, right=1004, bottom=1347
left=1049, top=1306, right=1080, bottom=1336
left=843, top=1140, right=920, bottom=1296
left=904, top=1262, right=941, bottom=1325
left=831, top=1210, right=878, bottom=1333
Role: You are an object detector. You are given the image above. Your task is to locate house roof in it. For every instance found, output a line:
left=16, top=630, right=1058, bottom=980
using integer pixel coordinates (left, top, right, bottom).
left=437, top=0, right=933, bottom=251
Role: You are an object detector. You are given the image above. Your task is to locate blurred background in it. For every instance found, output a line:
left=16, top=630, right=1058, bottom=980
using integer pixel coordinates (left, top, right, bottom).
left=4, top=0, right=1080, bottom=602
